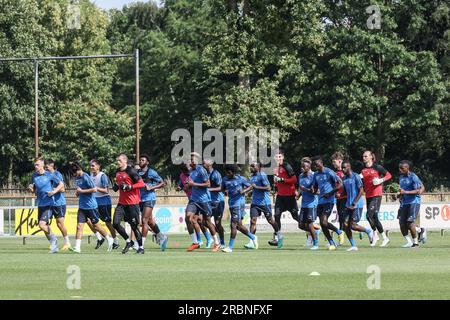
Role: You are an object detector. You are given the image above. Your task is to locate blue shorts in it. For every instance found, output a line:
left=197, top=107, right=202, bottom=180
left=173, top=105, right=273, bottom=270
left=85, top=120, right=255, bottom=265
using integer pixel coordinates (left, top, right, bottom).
left=317, top=203, right=334, bottom=217
left=398, top=203, right=420, bottom=224
left=38, top=206, right=53, bottom=224
left=250, top=204, right=272, bottom=218
left=211, top=201, right=225, bottom=219
left=51, top=205, right=66, bottom=219
left=299, top=207, right=317, bottom=223
left=140, top=200, right=156, bottom=211
left=98, top=205, right=112, bottom=223
left=186, top=201, right=212, bottom=217
left=343, top=207, right=363, bottom=223
left=77, top=208, right=100, bottom=224
left=230, top=205, right=246, bottom=223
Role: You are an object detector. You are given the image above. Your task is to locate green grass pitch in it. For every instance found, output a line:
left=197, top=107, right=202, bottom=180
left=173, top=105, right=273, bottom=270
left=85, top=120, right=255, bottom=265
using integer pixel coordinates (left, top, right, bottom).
left=1, top=232, right=449, bottom=300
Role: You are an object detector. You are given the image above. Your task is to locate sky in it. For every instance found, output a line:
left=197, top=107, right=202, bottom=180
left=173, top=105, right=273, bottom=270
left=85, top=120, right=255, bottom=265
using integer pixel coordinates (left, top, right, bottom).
left=91, top=0, right=161, bottom=10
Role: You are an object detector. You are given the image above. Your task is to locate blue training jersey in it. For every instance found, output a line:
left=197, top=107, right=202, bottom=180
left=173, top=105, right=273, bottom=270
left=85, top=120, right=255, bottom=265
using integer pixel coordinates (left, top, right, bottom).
left=342, top=172, right=364, bottom=208
left=222, top=175, right=250, bottom=208
left=75, top=172, right=98, bottom=210
left=51, top=170, right=66, bottom=206
left=138, top=167, right=163, bottom=202
left=400, top=172, right=422, bottom=205
left=209, top=169, right=224, bottom=203
left=299, top=171, right=318, bottom=208
left=91, top=172, right=112, bottom=206
left=31, top=171, right=60, bottom=207
left=313, top=167, right=339, bottom=205
left=189, top=165, right=211, bottom=203
left=250, top=172, right=271, bottom=206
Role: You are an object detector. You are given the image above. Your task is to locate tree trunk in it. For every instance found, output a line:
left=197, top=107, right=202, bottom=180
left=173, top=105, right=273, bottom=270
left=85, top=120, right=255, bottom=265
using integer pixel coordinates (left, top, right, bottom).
left=7, top=158, right=13, bottom=189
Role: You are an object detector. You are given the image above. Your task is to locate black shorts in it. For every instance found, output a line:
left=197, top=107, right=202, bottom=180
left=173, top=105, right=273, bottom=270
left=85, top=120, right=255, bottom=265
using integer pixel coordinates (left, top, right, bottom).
left=336, top=198, right=346, bottom=223
left=186, top=201, right=212, bottom=217
left=317, top=202, right=334, bottom=217
left=250, top=204, right=272, bottom=218
left=78, top=208, right=100, bottom=224
left=343, top=207, right=363, bottom=223
left=275, top=195, right=298, bottom=216
left=299, top=207, right=317, bottom=223
left=114, top=204, right=141, bottom=226
left=51, top=205, right=66, bottom=219
left=38, top=206, right=53, bottom=224
left=366, top=196, right=382, bottom=216
left=398, top=203, right=420, bottom=224
left=98, top=204, right=112, bottom=223
left=211, top=201, right=225, bottom=219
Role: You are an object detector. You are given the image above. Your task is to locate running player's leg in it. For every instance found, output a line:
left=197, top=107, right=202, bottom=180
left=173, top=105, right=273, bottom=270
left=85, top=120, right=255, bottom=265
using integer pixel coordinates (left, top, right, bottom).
left=249, top=205, right=260, bottom=235
left=349, top=208, right=373, bottom=246
left=272, top=196, right=282, bottom=244
left=113, top=205, right=129, bottom=240
left=366, top=197, right=378, bottom=232
left=236, top=205, right=258, bottom=249
left=212, top=201, right=225, bottom=247
left=99, top=204, right=118, bottom=248
left=264, top=205, right=281, bottom=243
left=141, top=202, right=154, bottom=247
left=186, top=202, right=200, bottom=251
left=337, top=199, right=346, bottom=232
left=72, top=209, right=87, bottom=253
left=201, top=202, right=220, bottom=250
left=304, top=207, right=318, bottom=249
left=318, top=204, right=336, bottom=249
left=124, top=205, right=143, bottom=254
left=288, top=197, right=299, bottom=222
left=38, top=206, right=58, bottom=252
left=53, top=205, right=71, bottom=250
left=398, top=205, right=413, bottom=247
left=407, top=204, right=420, bottom=247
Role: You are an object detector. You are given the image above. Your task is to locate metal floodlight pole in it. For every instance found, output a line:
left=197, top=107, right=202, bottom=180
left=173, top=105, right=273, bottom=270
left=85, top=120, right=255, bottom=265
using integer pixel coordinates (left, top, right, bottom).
left=0, top=53, right=139, bottom=159
left=135, top=49, right=140, bottom=164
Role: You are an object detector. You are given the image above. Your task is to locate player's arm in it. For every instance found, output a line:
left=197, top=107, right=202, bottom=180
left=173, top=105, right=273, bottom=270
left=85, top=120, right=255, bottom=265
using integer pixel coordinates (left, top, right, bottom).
left=188, top=170, right=210, bottom=188
left=400, top=184, right=425, bottom=195
left=189, top=179, right=210, bottom=188
left=241, top=178, right=252, bottom=194
left=77, top=186, right=97, bottom=194
left=324, top=175, right=342, bottom=198
left=252, top=177, right=271, bottom=191
left=373, top=165, right=392, bottom=185
left=348, top=186, right=363, bottom=210
left=118, top=168, right=145, bottom=191
left=208, top=173, right=222, bottom=192
left=146, top=171, right=165, bottom=191
left=97, top=174, right=109, bottom=194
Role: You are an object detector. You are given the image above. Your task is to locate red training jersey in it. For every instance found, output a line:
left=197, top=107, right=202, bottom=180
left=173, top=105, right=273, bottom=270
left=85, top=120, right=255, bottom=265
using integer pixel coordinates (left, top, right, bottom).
left=335, top=170, right=347, bottom=200
left=361, top=164, right=392, bottom=198
left=115, top=166, right=145, bottom=205
left=274, top=163, right=297, bottom=196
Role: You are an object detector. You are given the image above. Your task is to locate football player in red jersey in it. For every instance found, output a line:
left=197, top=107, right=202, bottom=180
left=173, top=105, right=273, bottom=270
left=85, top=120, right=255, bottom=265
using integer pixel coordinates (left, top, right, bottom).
left=331, top=152, right=347, bottom=246
left=112, top=153, right=146, bottom=254
left=269, top=150, right=298, bottom=247
left=361, top=151, right=392, bottom=247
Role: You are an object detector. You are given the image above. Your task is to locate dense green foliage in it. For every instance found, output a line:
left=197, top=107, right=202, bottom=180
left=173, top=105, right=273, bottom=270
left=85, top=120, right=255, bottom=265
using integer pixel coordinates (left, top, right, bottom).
left=0, top=0, right=448, bottom=188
